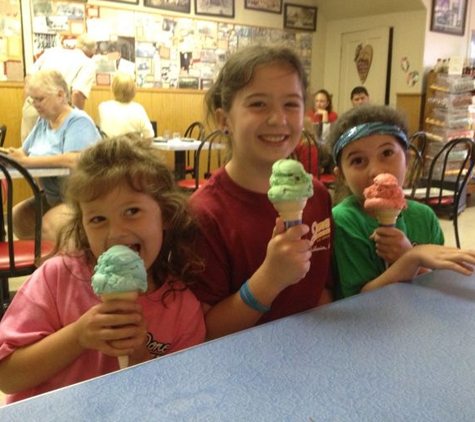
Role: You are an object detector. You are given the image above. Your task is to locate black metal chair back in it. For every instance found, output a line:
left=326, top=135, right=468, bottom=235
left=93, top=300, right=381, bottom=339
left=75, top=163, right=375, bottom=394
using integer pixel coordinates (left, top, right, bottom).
left=184, top=121, right=206, bottom=176
left=403, top=144, right=424, bottom=199
left=0, top=125, right=7, bottom=147
left=0, top=154, right=47, bottom=317
left=422, top=137, right=475, bottom=248
left=177, top=129, right=226, bottom=192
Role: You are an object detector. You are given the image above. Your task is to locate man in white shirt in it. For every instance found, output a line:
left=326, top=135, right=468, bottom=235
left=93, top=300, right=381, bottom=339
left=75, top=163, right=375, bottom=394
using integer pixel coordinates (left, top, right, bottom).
left=21, top=34, right=97, bottom=141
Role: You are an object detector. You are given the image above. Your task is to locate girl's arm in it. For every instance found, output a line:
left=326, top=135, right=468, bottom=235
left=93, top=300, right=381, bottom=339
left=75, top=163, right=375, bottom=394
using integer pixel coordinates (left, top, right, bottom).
left=203, top=222, right=312, bottom=340
left=0, top=301, right=147, bottom=394
left=361, top=245, right=475, bottom=293
left=0, top=321, right=86, bottom=394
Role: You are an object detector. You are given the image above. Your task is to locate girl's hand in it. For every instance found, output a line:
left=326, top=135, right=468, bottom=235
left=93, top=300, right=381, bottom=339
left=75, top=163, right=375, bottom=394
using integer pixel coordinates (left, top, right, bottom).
left=259, top=218, right=312, bottom=294
left=361, top=245, right=475, bottom=293
left=409, top=245, right=475, bottom=276
left=316, top=109, right=329, bottom=123
left=74, top=300, right=148, bottom=359
left=370, top=226, right=412, bottom=264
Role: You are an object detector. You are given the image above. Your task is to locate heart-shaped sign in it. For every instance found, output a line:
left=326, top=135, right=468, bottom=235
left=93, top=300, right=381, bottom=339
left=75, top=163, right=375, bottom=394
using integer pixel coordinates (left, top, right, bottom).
left=354, top=43, right=373, bottom=84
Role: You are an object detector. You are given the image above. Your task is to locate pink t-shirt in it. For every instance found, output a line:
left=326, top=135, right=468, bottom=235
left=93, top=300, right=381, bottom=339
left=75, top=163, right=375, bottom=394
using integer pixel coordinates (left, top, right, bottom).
left=0, top=254, right=205, bottom=404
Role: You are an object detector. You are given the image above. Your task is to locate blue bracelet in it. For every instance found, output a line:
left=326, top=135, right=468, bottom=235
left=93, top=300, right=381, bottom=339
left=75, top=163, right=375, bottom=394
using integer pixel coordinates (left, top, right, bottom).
left=239, top=280, right=271, bottom=313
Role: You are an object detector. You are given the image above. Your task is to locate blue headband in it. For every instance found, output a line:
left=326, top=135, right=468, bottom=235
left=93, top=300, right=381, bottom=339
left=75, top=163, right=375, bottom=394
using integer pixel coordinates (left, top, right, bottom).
left=332, top=122, right=409, bottom=161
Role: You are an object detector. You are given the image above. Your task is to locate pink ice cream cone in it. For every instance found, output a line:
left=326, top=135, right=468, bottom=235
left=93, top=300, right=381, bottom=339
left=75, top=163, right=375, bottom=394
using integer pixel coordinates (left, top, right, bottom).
left=364, top=174, right=407, bottom=268
left=363, top=173, right=407, bottom=226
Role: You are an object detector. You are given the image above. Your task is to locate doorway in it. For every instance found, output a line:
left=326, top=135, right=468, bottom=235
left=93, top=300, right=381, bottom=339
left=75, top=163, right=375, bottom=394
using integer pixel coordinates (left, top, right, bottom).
left=338, top=27, right=393, bottom=113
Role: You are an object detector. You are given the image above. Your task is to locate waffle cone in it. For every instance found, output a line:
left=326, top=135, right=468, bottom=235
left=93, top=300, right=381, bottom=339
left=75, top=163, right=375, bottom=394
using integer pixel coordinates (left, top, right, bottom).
left=375, top=209, right=401, bottom=226
left=100, top=291, right=140, bottom=302
left=100, top=290, right=139, bottom=369
left=272, top=199, right=307, bottom=223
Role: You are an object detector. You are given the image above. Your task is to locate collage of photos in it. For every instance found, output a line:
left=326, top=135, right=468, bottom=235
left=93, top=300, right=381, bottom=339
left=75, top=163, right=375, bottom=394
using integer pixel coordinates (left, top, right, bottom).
left=30, top=0, right=313, bottom=89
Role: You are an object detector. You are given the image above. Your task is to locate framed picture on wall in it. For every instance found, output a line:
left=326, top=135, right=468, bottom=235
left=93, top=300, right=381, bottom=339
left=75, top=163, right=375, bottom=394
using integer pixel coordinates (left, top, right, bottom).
left=430, top=0, right=468, bottom=36
left=244, top=0, right=282, bottom=14
left=101, top=0, right=138, bottom=4
left=284, top=4, right=317, bottom=32
left=195, top=0, right=234, bottom=18
left=144, top=0, right=191, bottom=14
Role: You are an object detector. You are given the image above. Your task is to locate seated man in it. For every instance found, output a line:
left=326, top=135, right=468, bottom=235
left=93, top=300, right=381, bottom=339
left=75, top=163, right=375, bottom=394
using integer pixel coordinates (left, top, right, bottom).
left=350, top=86, right=370, bottom=107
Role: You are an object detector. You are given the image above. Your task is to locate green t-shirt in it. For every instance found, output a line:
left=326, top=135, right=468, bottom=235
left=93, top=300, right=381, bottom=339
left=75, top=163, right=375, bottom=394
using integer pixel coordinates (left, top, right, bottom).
left=332, top=196, right=444, bottom=299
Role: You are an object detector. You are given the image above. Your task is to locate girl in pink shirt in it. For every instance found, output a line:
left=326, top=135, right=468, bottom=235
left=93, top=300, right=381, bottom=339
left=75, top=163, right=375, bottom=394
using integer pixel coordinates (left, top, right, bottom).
left=0, top=135, right=205, bottom=404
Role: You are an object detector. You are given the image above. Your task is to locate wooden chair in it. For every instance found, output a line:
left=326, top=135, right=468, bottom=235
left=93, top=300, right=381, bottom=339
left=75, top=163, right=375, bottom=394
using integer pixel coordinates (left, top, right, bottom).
left=0, top=154, right=54, bottom=318
left=177, top=129, right=225, bottom=192
left=416, top=137, right=475, bottom=248
left=183, top=121, right=206, bottom=177
left=0, top=125, right=6, bottom=147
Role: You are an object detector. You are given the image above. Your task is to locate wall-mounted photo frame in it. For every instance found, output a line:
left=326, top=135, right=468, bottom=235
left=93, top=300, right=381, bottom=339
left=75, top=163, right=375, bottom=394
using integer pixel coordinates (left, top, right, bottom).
left=284, top=4, right=317, bottom=32
left=144, top=0, right=191, bottom=14
left=195, top=0, right=234, bottom=18
left=245, top=0, right=282, bottom=14
left=179, top=76, right=200, bottom=89
left=430, top=0, right=467, bottom=36
left=101, top=0, right=139, bottom=4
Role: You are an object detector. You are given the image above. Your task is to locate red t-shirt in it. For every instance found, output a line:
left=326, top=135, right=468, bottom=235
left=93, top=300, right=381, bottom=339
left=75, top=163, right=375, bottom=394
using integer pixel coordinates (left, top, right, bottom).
left=306, top=110, right=338, bottom=123
left=190, top=168, right=333, bottom=325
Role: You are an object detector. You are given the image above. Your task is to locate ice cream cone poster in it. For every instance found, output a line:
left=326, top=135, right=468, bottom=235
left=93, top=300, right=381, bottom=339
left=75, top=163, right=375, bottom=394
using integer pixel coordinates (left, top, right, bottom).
left=354, top=43, right=373, bottom=83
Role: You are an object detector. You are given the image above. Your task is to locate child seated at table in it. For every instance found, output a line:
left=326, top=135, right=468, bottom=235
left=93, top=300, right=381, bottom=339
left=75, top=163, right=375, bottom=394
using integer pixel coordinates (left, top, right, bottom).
left=329, top=104, right=475, bottom=299
left=0, top=135, right=205, bottom=404
left=189, top=45, right=333, bottom=340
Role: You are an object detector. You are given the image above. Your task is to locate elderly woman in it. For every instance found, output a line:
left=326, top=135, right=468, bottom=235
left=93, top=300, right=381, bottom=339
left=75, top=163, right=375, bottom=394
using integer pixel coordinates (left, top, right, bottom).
left=98, top=72, right=155, bottom=140
left=8, top=69, right=100, bottom=242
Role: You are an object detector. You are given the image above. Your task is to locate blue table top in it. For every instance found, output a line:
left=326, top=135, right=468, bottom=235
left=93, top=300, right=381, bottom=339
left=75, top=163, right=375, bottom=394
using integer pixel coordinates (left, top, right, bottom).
left=2, top=269, right=475, bottom=421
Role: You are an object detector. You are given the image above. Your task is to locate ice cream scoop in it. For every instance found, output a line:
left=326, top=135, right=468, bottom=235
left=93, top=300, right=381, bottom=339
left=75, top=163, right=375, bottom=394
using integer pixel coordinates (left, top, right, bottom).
left=91, top=245, right=148, bottom=368
left=268, top=159, right=314, bottom=228
left=363, top=173, right=407, bottom=226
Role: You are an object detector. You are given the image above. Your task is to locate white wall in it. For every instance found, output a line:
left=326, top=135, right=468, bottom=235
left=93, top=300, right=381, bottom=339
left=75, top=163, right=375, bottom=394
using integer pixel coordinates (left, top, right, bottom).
left=421, top=0, right=474, bottom=71
left=322, top=10, right=427, bottom=112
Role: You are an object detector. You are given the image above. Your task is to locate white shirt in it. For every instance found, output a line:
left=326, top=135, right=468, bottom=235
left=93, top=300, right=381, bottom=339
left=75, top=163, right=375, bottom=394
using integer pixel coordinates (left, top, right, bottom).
left=98, top=100, right=155, bottom=139
left=29, top=48, right=96, bottom=98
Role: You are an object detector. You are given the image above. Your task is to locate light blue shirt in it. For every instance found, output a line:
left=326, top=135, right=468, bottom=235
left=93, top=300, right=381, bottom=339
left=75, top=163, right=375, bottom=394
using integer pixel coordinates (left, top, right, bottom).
left=23, top=108, right=100, bottom=204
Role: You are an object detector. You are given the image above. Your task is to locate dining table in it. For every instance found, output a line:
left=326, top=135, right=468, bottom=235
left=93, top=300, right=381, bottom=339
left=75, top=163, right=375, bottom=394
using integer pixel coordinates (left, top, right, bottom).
left=0, top=167, right=71, bottom=180
left=153, top=137, right=202, bottom=180
left=1, top=268, right=475, bottom=421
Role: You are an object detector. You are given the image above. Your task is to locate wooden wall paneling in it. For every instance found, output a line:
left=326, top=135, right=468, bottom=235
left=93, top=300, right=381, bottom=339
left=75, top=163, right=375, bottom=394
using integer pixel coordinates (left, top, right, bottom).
left=0, top=84, right=214, bottom=204
left=0, top=83, right=31, bottom=206
left=395, top=93, right=424, bottom=135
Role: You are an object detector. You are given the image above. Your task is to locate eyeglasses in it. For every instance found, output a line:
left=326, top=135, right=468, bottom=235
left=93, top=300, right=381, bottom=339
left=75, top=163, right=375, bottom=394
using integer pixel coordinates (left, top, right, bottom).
left=27, top=96, right=48, bottom=105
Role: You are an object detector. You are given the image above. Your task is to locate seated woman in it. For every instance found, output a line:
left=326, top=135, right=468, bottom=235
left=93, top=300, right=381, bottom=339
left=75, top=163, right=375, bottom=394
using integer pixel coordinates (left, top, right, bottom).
left=98, top=72, right=155, bottom=140
left=306, top=89, right=338, bottom=124
left=8, top=69, right=100, bottom=242
left=297, top=89, right=339, bottom=177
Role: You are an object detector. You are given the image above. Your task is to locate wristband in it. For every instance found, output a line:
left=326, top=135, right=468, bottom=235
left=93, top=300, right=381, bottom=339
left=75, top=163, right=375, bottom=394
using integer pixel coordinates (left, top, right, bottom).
left=239, top=280, right=271, bottom=313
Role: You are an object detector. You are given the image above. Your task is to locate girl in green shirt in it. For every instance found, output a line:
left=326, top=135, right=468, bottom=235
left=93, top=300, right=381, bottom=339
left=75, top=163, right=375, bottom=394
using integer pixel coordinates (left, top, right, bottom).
left=329, top=105, right=475, bottom=298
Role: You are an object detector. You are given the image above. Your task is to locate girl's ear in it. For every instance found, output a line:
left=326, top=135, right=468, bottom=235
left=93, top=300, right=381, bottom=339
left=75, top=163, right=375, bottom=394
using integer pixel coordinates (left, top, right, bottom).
left=334, top=166, right=345, bottom=183
left=215, top=108, right=228, bottom=131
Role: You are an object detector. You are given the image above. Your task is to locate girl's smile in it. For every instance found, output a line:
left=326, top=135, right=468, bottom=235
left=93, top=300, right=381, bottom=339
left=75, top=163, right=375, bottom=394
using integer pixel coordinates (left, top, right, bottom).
left=221, top=62, right=305, bottom=171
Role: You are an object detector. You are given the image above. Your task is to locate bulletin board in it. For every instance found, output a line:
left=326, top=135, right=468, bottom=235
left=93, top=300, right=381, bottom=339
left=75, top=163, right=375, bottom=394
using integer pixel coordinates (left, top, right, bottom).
left=28, top=0, right=313, bottom=89
left=0, top=0, right=23, bottom=81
